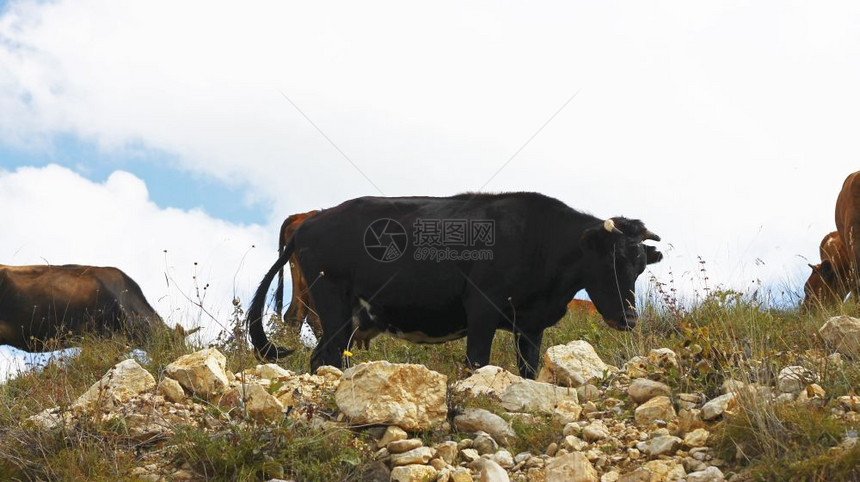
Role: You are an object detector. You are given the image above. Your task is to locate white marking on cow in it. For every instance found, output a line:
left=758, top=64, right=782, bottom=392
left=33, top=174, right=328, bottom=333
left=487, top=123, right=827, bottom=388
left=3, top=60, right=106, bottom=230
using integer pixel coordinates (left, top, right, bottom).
left=358, top=298, right=376, bottom=320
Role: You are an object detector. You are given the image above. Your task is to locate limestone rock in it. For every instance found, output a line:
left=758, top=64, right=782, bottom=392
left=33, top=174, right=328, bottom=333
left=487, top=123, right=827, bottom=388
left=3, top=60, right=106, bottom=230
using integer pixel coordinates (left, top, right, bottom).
left=479, top=459, right=510, bottom=482
left=73, top=359, right=156, bottom=412
left=701, top=393, right=736, bottom=421
left=240, top=382, right=284, bottom=422
left=499, top=378, right=579, bottom=414
left=628, top=378, right=672, bottom=404
left=390, top=446, right=435, bottom=466
left=683, top=428, right=710, bottom=447
left=335, top=361, right=447, bottom=430
left=388, top=438, right=424, bottom=454
left=453, top=365, right=523, bottom=397
left=165, top=348, right=229, bottom=399
left=390, top=464, right=437, bottom=482
left=157, top=377, right=186, bottom=403
left=819, top=315, right=860, bottom=357
left=255, top=363, right=292, bottom=380
left=538, top=340, right=617, bottom=387
left=545, top=452, right=598, bottom=482
left=454, top=408, right=517, bottom=446
left=648, top=348, right=679, bottom=369
left=378, top=425, right=408, bottom=448
left=639, top=435, right=682, bottom=457
left=634, top=396, right=676, bottom=426
left=642, top=460, right=686, bottom=481
left=687, top=466, right=725, bottom=482
left=582, top=420, right=610, bottom=442
left=778, top=366, right=817, bottom=394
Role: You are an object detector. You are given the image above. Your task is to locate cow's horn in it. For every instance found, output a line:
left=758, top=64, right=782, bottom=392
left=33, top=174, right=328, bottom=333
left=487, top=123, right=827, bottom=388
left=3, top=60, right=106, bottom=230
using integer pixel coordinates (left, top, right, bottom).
left=604, top=219, right=624, bottom=235
left=643, top=230, right=661, bottom=242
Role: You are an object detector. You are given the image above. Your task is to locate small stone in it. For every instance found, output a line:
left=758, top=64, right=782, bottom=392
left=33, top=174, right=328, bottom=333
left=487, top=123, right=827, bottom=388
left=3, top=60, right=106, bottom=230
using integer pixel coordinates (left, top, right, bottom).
left=390, top=464, right=438, bottom=482
left=461, top=448, right=481, bottom=463
left=684, top=428, right=710, bottom=447
left=577, top=384, right=601, bottom=402
left=546, top=442, right=559, bottom=456
left=778, top=366, right=817, bottom=394
left=454, top=408, right=517, bottom=446
left=701, top=394, right=736, bottom=421
left=641, top=435, right=682, bottom=457
left=819, top=315, right=860, bottom=357
left=563, top=435, right=587, bottom=451
left=628, top=378, right=672, bottom=404
left=634, top=395, right=676, bottom=426
left=583, top=420, right=610, bottom=442
left=390, top=446, right=434, bottom=467
left=545, top=452, right=598, bottom=482
left=157, top=377, right=186, bottom=403
left=378, top=425, right=408, bottom=448
left=490, top=449, right=514, bottom=469
left=479, top=459, right=510, bottom=482
left=474, top=433, right=499, bottom=455
left=687, top=466, right=725, bottom=482
left=648, top=348, right=679, bottom=368
left=388, top=438, right=423, bottom=454
left=436, top=441, right=459, bottom=464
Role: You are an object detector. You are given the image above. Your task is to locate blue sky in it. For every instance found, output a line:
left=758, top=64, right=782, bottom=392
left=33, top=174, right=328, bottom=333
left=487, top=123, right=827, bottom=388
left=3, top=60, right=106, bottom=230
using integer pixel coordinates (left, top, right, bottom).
left=0, top=136, right=267, bottom=225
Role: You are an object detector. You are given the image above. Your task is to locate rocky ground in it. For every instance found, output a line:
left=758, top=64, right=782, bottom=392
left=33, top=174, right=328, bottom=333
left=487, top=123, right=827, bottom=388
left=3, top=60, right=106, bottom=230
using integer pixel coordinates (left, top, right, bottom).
left=20, top=315, right=860, bottom=481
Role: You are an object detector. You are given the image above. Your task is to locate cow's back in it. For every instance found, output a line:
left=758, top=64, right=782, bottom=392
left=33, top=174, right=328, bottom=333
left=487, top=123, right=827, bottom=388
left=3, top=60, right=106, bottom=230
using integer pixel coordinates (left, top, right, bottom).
left=0, top=264, right=162, bottom=351
left=836, top=171, right=860, bottom=265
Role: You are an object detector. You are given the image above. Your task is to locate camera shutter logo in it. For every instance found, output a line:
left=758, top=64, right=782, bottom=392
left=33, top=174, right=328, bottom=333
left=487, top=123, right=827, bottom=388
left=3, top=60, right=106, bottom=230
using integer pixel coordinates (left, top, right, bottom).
left=364, top=218, right=408, bottom=262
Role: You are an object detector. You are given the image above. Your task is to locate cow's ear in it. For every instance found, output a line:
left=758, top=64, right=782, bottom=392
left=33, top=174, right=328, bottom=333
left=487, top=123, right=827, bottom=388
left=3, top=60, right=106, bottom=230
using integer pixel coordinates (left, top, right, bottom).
left=645, top=245, right=663, bottom=265
left=581, top=226, right=610, bottom=252
left=820, top=259, right=835, bottom=279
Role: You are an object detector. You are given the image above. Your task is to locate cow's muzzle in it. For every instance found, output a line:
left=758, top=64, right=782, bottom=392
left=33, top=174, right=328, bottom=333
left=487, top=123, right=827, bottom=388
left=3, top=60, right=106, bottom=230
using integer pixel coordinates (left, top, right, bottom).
left=606, top=311, right=638, bottom=331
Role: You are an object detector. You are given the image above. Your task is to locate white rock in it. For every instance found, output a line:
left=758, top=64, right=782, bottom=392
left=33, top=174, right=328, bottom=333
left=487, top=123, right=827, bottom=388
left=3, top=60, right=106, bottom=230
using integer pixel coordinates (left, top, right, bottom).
left=634, top=395, right=676, bottom=426
left=335, top=361, right=447, bottom=431
left=73, top=359, right=156, bottom=412
left=687, top=466, right=725, bottom=482
left=545, top=452, right=598, bottom=482
left=255, top=363, right=292, bottom=380
left=454, top=408, right=517, bottom=446
left=499, top=378, right=579, bottom=414
left=819, top=316, right=860, bottom=357
left=701, top=393, right=736, bottom=421
left=157, top=377, right=186, bottom=403
left=390, top=464, right=438, bottom=482
left=538, top=340, right=617, bottom=387
left=479, top=459, right=510, bottom=482
left=778, top=366, right=817, bottom=394
left=165, top=348, right=229, bottom=399
left=378, top=425, right=408, bottom=447
left=453, top=365, right=523, bottom=397
left=628, top=378, right=672, bottom=404
left=390, top=446, right=435, bottom=467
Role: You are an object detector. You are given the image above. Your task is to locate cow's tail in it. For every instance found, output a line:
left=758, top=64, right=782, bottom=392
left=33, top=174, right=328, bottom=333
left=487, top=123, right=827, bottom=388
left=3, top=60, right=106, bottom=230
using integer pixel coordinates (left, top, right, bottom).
left=274, top=225, right=287, bottom=316
left=248, top=235, right=296, bottom=361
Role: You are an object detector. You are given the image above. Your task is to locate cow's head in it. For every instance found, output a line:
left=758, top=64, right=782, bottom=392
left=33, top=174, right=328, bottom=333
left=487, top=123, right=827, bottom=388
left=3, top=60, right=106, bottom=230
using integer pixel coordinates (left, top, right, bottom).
left=801, top=260, right=850, bottom=310
left=801, top=231, right=852, bottom=311
left=580, top=217, right=662, bottom=331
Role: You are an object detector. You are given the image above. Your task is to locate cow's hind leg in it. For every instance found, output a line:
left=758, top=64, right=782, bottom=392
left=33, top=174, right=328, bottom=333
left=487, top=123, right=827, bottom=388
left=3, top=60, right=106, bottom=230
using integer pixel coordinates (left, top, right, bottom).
left=515, top=329, right=543, bottom=379
left=308, top=278, right=352, bottom=373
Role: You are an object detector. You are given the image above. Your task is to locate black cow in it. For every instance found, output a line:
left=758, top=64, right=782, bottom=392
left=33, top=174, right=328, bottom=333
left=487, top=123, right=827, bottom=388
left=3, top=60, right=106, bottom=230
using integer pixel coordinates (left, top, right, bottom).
left=248, top=193, right=662, bottom=379
left=0, top=264, right=191, bottom=351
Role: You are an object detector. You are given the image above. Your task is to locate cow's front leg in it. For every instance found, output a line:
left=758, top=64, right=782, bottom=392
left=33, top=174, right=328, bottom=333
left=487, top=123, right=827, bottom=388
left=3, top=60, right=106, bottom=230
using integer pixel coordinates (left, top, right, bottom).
left=515, top=329, right=543, bottom=379
left=464, top=305, right=500, bottom=371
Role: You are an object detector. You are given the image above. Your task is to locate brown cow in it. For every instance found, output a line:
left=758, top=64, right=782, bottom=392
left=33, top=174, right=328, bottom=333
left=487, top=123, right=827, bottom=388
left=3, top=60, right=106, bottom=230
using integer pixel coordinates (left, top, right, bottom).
left=835, top=170, right=860, bottom=295
left=567, top=298, right=598, bottom=316
left=275, top=210, right=322, bottom=337
left=802, top=231, right=852, bottom=309
left=0, top=264, right=187, bottom=351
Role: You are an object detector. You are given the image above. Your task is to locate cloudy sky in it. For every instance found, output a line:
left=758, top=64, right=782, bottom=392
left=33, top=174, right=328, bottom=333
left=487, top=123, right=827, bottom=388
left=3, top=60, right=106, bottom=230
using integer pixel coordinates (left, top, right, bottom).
left=2, top=1, right=859, bottom=377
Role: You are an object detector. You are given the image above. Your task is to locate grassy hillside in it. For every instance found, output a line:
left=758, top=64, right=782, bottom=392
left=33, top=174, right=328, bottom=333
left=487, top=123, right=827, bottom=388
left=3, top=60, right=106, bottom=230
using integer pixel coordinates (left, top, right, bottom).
left=0, top=288, right=858, bottom=481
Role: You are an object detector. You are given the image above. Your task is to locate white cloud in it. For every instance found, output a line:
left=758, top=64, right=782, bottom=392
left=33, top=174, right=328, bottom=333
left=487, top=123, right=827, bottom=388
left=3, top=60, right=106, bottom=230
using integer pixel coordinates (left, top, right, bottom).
left=1, top=0, right=859, bottom=332
left=0, top=165, right=279, bottom=341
